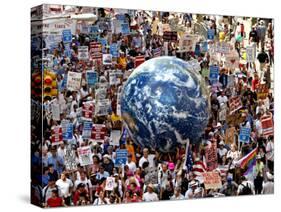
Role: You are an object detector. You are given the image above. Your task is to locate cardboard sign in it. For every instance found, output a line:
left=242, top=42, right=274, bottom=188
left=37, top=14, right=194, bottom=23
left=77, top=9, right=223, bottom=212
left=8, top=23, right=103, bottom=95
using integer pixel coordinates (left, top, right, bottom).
left=103, top=54, right=112, bottom=65
left=205, top=141, right=218, bottom=171
left=95, top=99, right=111, bottom=116
left=134, top=55, right=145, bottom=68
left=110, top=130, right=121, bottom=146
left=67, top=71, right=82, bottom=91
left=239, top=127, right=251, bottom=143
left=51, top=103, right=60, bottom=121
left=202, top=172, right=222, bottom=190
left=65, top=145, right=77, bottom=171
left=90, top=42, right=102, bottom=61
left=163, top=31, right=178, bottom=42
left=77, top=146, right=93, bottom=166
left=91, top=124, right=106, bottom=142
left=62, top=29, right=72, bottom=43
left=51, top=126, right=63, bottom=146
left=86, top=71, right=98, bottom=87
left=115, top=149, right=128, bottom=166
left=225, top=127, right=236, bottom=146
left=105, top=177, right=115, bottom=191
left=246, top=45, right=256, bottom=63
left=82, top=101, right=94, bottom=120
left=229, top=96, right=242, bottom=114
left=82, top=121, right=93, bottom=139
left=256, top=83, right=269, bottom=100
left=78, top=46, right=89, bottom=60
left=260, top=114, right=274, bottom=137
left=209, top=65, right=219, bottom=84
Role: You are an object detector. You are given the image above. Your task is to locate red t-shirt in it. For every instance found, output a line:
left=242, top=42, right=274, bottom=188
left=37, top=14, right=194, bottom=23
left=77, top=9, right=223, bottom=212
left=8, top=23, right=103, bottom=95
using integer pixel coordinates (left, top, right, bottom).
left=47, top=197, right=63, bottom=207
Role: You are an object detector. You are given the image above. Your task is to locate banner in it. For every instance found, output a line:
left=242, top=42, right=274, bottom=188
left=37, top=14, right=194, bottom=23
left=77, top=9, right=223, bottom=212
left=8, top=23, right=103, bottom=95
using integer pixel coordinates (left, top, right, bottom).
left=65, top=145, right=77, bottom=171
left=67, top=71, right=82, bottom=91
left=134, top=55, right=145, bottom=68
left=51, top=103, right=60, bottom=121
left=110, top=130, right=121, bottom=146
left=78, top=46, right=89, bottom=60
left=229, top=96, right=242, bottom=114
left=91, top=124, right=106, bottom=142
left=115, top=149, right=128, bottom=167
left=82, top=101, right=94, bottom=120
left=260, top=114, right=274, bottom=137
left=95, top=99, right=111, bottom=116
left=256, top=83, right=269, bottom=100
left=246, top=45, right=256, bottom=63
left=209, top=65, right=219, bottom=84
left=51, top=126, right=63, bottom=146
left=239, top=127, right=251, bottom=143
left=86, top=70, right=98, bottom=87
left=82, top=121, right=93, bottom=139
left=163, top=31, right=178, bottom=42
left=62, top=29, right=72, bottom=43
left=225, top=127, right=236, bottom=146
left=105, top=177, right=115, bottom=191
left=103, top=54, right=112, bottom=65
left=202, top=172, right=222, bottom=190
left=77, top=146, right=93, bottom=166
left=205, top=141, right=218, bottom=171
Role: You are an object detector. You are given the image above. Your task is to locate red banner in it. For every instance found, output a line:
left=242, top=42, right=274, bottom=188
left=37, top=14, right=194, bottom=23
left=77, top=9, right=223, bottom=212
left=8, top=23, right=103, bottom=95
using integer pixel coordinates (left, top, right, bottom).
left=260, top=114, right=274, bottom=137
left=205, top=141, right=218, bottom=171
left=51, top=126, right=63, bottom=145
left=82, top=102, right=94, bottom=120
left=134, top=55, right=145, bottom=68
left=91, top=124, right=106, bottom=142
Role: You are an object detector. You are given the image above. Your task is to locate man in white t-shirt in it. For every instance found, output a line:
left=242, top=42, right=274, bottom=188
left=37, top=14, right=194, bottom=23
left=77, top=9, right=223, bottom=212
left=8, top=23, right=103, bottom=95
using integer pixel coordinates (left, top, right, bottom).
left=55, top=172, right=73, bottom=205
left=139, top=148, right=155, bottom=168
left=217, top=91, right=228, bottom=107
left=126, top=154, right=136, bottom=173
left=74, top=171, right=93, bottom=201
left=143, top=184, right=159, bottom=202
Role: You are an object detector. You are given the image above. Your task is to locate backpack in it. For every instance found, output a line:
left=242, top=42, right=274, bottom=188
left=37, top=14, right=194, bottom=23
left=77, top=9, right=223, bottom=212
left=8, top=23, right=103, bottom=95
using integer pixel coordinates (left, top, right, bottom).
left=240, top=183, right=252, bottom=195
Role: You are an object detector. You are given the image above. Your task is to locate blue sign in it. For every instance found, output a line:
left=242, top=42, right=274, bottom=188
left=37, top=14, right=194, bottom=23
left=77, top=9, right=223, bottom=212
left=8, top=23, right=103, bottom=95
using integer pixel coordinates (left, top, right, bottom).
left=89, top=25, right=99, bottom=33
left=63, top=123, right=73, bottom=140
left=86, top=71, right=98, bottom=87
left=115, top=149, right=128, bottom=166
left=62, top=29, right=72, bottom=43
left=110, top=43, right=119, bottom=58
left=116, top=14, right=126, bottom=21
left=82, top=121, right=93, bottom=139
left=239, top=127, right=251, bottom=143
left=98, top=38, right=108, bottom=53
left=209, top=65, right=219, bottom=84
left=120, top=128, right=128, bottom=145
left=195, top=43, right=201, bottom=56
left=201, top=41, right=208, bottom=52
left=121, top=23, right=130, bottom=35
left=207, top=28, right=215, bottom=40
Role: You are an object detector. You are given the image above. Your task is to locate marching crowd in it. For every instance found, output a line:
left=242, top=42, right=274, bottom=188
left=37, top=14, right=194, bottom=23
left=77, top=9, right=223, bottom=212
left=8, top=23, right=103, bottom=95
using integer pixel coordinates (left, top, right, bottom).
left=31, top=6, right=274, bottom=207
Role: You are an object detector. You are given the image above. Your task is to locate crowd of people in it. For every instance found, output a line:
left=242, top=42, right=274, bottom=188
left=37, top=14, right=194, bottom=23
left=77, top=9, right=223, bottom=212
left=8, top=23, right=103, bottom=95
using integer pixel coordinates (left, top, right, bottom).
left=31, top=5, right=274, bottom=208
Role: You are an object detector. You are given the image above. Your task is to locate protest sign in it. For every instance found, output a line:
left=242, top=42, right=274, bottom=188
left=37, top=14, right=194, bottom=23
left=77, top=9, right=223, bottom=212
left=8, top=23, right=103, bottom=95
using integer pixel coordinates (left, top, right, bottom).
left=109, top=72, right=118, bottom=86
left=135, top=55, right=145, bottom=68
left=95, top=88, right=107, bottom=101
left=90, top=42, right=103, bottom=61
left=51, top=126, right=63, bottom=146
left=78, top=46, right=89, bottom=60
left=202, top=172, right=222, bottom=190
left=246, top=45, right=256, bottom=63
left=152, top=48, right=161, bottom=58
left=144, top=167, right=158, bottom=185
left=260, top=114, right=274, bottom=137
left=225, top=50, right=239, bottom=69
left=229, top=96, right=242, bottom=114
left=82, top=101, right=94, bottom=120
left=163, top=31, right=178, bottom=42
left=215, top=41, right=231, bottom=54
left=103, top=54, right=112, bottom=65
left=82, top=121, right=93, bottom=139
left=256, top=83, right=269, bottom=100
left=115, top=149, right=128, bottom=167
left=239, top=127, right=251, bottom=143
left=63, top=123, right=73, bottom=140
left=77, top=146, right=93, bottom=166
left=179, top=34, right=197, bottom=51
left=98, top=38, right=108, bottom=53
left=86, top=71, right=98, bottom=87
left=121, top=23, right=130, bottom=35
left=95, top=99, right=111, bottom=116
left=205, top=141, right=218, bottom=171
left=105, top=177, right=115, bottom=191
left=225, top=127, right=236, bottom=146
left=110, top=130, right=121, bottom=146
left=209, top=65, right=219, bottom=84
left=65, top=145, right=77, bottom=171
left=67, top=71, right=82, bottom=91
left=207, top=28, right=215, bottom=40
left=201, top=41, right=208, bottom=53
left=187, top=59, right=201, bottom=72
left=91, top=124, right=106, bottom=142
left=51, top=103, right=60, bottom=121
left=62, top=29, right=72, bottom=43
left=219, top=105, right=227, bottom=121
left=110, top=43, right=119, bottom=58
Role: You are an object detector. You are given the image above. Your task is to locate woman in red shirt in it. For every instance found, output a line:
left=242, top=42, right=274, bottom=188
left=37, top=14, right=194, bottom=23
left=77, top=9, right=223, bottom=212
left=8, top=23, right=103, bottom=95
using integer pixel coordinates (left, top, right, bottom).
left=46, top=190, right=64, bottom=208
left=252, top=73, right=260, bottom=91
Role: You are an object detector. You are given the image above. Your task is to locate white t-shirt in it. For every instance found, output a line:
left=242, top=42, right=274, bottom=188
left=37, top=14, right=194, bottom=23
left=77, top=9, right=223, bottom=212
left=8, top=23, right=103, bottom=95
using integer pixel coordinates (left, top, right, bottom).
left=217, top=96, right=228, bottom=106
left=74, top=178, right=92, bottom=191
left=126, top=161, right=137, bottom=173
left=143, top=192, right=159, bottom=202
left=56, top=178, right=73, bottom=197
left=139, top=154, right=155, bottom=168
left=217, top=147, right=228, bottom=158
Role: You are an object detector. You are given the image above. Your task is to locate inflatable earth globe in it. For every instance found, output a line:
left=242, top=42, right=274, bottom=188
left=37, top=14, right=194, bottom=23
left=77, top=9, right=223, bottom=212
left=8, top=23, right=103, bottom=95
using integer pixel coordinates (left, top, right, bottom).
left=120, top=56, right=210, bottom=152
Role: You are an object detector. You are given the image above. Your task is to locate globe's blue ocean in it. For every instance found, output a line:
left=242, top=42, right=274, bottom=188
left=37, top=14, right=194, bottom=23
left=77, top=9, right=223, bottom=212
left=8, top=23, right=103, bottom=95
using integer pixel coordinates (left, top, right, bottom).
left=121, top=56, right=210, bottom=152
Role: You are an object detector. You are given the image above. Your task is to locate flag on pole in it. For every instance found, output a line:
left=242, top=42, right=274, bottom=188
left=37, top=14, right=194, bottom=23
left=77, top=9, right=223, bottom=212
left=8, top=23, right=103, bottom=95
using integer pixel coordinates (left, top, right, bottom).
left=237, top=147, right=258, bottom=169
